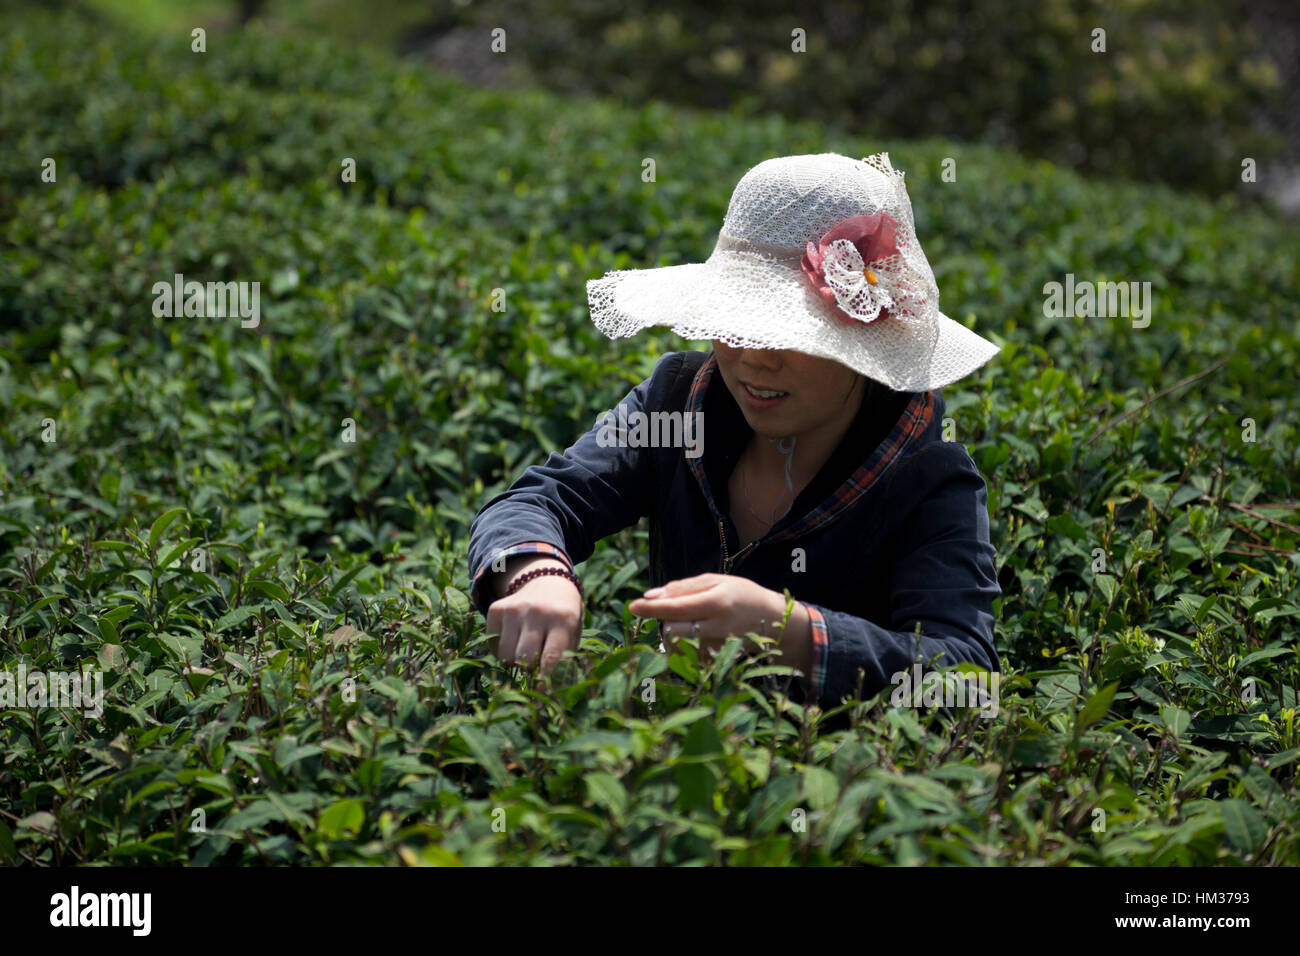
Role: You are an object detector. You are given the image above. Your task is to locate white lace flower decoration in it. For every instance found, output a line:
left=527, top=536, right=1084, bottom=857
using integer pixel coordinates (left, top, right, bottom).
left=801, top=212, right=928, bottom=325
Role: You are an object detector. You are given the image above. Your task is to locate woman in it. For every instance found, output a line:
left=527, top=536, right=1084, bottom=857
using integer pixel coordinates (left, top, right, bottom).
left=467, top=152, right=1002, bottom=708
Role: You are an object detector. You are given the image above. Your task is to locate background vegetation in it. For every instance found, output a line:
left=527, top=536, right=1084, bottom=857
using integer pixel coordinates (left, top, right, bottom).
left=1, top=6, right=1298, bottom=865
left=70, top=0, right=1300, bottom=200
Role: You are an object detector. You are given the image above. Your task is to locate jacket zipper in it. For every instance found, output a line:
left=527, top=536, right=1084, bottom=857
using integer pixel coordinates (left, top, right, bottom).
left=718, top=518, right=759, bottom=573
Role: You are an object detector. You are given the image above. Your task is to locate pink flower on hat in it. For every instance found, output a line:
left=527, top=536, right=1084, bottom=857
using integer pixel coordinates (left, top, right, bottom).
left=801, top=212, right=904, bottom=325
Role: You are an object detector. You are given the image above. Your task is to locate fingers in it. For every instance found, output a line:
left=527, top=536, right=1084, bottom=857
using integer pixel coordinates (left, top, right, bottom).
left=538, top=625, right=572, bottom=678
left=660, top=620, right=731, bottom=663
left=484, top=585, right=581, bottom=676
left=484, top=604, right=502, bottom=657
left=513, top=622, right=547, bottom=671
left=486, top=598, right=530, bottom=665
left=629, top=574, right=725, bottom=618
left=661, top=615, right=707, bottom=636
left=644, top=574, right=720, bottom=599
left=495, top=612, right=522, bottom=665
left=629, top=590, right=720, bottom=622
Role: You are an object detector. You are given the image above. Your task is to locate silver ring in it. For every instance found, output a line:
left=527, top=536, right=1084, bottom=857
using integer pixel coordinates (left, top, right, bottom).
left=692, top=621, right=700, bottom=637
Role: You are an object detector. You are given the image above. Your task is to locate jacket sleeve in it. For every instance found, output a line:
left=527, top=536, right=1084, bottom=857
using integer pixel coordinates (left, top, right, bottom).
left=467, top=541, right=576, bottom=611
left=803, top=441, right=1001, bottom=707
left=467, top=352, right=685, bottom=615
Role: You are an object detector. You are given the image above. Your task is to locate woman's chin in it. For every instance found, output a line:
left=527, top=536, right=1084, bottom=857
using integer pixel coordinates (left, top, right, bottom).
left=745, top=417, right=796, bottom=440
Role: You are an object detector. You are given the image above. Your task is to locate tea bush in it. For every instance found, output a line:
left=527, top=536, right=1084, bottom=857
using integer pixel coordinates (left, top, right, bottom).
left=437, top=0, right=1290, bottom=197
left=1, top=9, right=1298, bottom=865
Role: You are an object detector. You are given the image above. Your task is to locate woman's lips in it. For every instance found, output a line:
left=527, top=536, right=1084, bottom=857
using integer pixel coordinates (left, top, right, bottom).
left=740, top=381, right=790, bottom=410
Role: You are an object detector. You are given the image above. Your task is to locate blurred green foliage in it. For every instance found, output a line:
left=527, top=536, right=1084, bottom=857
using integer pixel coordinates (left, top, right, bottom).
left=71, top=0, right=1294, bottom=195
left=494, top=0, right=1291, bottom=195
left=0, top=8, right=1298, bottom=865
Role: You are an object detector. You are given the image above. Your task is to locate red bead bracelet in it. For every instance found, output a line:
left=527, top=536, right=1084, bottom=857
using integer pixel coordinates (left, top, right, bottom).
left=505, top=566, right=584, bottom=599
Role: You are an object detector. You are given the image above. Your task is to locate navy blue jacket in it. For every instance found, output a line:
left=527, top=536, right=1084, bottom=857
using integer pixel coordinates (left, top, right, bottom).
left=468, top=349, right=1000, bottom=708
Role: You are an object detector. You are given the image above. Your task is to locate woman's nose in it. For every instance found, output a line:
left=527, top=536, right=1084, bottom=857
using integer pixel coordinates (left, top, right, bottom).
left=739, top=348, right=781, bottom=371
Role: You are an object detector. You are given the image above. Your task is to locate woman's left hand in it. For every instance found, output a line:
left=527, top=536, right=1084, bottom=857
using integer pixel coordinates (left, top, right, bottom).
left=627, top=574, right=810, bottom=665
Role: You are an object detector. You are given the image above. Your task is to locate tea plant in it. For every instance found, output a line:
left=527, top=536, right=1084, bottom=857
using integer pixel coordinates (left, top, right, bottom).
left=1, top=8, right=1297, bottom=865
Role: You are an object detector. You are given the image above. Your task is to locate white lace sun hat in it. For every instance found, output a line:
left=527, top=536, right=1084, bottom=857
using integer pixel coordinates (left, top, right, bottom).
left=586, top=152, right=999, bottom=392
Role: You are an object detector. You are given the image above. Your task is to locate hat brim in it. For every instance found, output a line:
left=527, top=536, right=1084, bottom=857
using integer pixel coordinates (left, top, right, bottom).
left=586, top=253, right=999, bottom=392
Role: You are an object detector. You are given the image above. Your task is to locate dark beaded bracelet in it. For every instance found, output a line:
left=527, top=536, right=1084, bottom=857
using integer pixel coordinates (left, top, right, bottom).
left=505, top=566, right=584, bottom=600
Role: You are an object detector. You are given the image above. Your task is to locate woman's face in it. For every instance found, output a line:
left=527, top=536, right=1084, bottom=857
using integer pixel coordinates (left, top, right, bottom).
left=710, top=340, right=863, bottom=440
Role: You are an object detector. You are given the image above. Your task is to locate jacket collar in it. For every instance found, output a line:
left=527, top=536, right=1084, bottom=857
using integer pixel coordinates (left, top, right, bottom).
left=684, top=351, right=938, bottom=541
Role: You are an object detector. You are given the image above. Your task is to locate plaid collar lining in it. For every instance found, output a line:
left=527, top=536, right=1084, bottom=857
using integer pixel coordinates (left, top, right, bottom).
left=685, top=351, right=936, bottom=540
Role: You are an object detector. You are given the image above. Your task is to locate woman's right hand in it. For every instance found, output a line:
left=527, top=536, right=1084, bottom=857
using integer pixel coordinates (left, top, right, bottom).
left=484, top=557, right=584, bottom=677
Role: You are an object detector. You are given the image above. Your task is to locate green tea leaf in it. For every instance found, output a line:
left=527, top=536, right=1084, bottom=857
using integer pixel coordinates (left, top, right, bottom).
left=1219, top=799, right=1266, bottom=854
left=148, top=507, right=187, bottom=551
left=318, top=799, right=366, bottom=840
